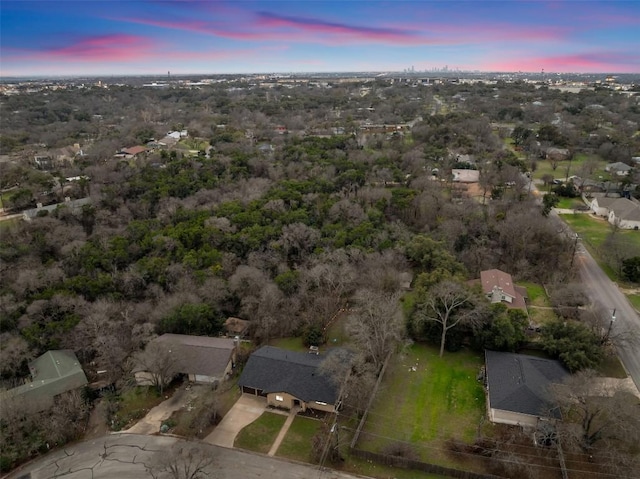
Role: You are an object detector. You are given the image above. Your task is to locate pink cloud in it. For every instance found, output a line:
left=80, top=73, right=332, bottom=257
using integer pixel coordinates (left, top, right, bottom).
left=254, top=11, right=428, bottom=44
left=4, top=34, right=157, bottom=63
left=115, top=11, right=435, bottom=45
left=485, top=52, right=639, bottom=73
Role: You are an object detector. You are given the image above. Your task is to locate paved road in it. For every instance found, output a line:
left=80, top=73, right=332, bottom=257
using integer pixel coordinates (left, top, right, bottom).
left=7, top=434, right=368, bottom=479
left=529, top=178, right=640, bottom=392
left=574, top=242, right=640, bottom=391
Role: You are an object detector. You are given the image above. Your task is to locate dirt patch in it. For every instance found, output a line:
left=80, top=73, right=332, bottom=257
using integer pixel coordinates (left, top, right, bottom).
left=84, top=399, right=110, bottom=440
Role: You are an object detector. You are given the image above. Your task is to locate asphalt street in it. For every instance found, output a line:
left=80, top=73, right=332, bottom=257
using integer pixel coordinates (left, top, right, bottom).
left=6, top=434, right=367, bottom=479
left=574, top=241, right=640, bottom=391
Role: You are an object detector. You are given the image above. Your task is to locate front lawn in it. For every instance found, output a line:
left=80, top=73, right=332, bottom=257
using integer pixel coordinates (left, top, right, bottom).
left=556, top=197, right=587, bottom=210
left=276, top=416, right=321, bottom=462
left=108, top=386, right=166, bottom=431
left=358, top=344, right=485, bottom=467
left=560, top=213, right=620, bottom=249
left=234, top=412, right=287, bottom=453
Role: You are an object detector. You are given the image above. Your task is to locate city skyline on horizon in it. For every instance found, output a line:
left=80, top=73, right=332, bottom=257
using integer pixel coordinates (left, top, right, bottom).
left=1, top=1, right=639, bottom=77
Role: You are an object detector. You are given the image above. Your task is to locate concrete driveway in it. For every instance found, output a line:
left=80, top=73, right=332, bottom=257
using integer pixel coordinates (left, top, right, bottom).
left=205, top=394, right=266, bottom=447
left=122, top=386, right=192, bottom=435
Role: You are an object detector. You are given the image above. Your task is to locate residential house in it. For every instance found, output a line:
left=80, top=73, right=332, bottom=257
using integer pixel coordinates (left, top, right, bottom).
left=589, top=197, right=640, bottom=229
left=576, top=178, right=607, bottom=193
left=238, top=346, right=342, bottom=413
left=484, top=350, right=568, bottom=427
left=166, top=130, right=188, bottom=140
left=544, top=147, right=570, bottom=161
left=0, top=350, right=88, bottom=412
left=605, top=162, right=632, bottom=176
left=134, top=334, right=236, bottom=386
left=22, top=197, right=91, bottom=221
left=480, top=269, right=528, bottom=311
left=119, top=146, right=147, bottom=158
left=451, top=169, right=480, bottom=183
left=33, top=155, right=54, bottom=170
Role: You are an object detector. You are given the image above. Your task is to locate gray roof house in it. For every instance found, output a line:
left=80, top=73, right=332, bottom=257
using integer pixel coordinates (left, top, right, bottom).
left=0, top=350, right=88, bottom=412
left=238, top=346, right=341, bottom=413
left=484, top=350, right=568, bottom=427
left=134, top=334, right=236, bottom=386
left=22, top=197, right=91, bottom=221
left=605, top=162, right=632, bottom=176
left=590, top=197, right=640, bottom=229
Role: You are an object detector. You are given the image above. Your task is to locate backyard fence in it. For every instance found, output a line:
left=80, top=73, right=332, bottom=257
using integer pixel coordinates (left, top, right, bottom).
left=349, top=448, right=507, bottom=479
left=349, top=352, right=392, bottom=449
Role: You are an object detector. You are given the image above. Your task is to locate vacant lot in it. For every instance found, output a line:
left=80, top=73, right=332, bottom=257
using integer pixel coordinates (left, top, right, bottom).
left=519, top=281, right=557, bottom=326
left=357, top=344, right=484, bottom=467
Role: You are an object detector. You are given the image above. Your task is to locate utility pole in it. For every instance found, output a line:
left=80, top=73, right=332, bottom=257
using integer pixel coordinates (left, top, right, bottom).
left=604, top=308, right=616, bottom=344
left=570, top=233, right=579, bottom=269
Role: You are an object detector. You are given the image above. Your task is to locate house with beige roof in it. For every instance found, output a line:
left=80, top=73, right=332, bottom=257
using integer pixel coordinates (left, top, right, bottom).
left=134, top=334, right=236, bottom=386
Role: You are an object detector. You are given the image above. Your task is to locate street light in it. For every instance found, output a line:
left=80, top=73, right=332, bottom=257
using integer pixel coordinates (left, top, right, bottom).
left=605, top=308, right=616, bottom=344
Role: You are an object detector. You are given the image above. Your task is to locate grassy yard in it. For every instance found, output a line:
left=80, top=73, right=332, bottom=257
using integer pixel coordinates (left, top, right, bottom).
left=268, top=337, right=307, bottom=352
left=518, top=281, right=557, bottom=326
left=110, top=386, right=165, bottom=431
left=358, top=344, right=484, bottom=467
left=276, top=416, right=322, bottom=462
left=531, top=154, right=608, bottom=184
left=234, top=412, right=287, bottom=453
left=597, top=354, right=628, bottom=378
left=561, top=213, right=640, bottom=250
left=343, top=455, right=450, bottom=479
left=556, top=197, right=587, bottom=210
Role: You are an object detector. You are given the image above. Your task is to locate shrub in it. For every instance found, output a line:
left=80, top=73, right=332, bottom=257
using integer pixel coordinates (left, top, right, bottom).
left=381, top=441, right=420, bottom=461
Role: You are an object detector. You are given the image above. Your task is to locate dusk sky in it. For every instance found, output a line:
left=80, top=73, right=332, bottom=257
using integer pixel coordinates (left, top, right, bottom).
left=1, top=1, right=639, bottom=77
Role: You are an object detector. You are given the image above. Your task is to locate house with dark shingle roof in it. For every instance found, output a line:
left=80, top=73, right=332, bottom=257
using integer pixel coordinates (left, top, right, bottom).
left=480, top=269, right=528, bottom=311
left=238, top=346, right=341, bottom=413
left=134, top=334, right=236, bottom=386
left=0, top=350, right=88, bottom=412
left=484, top=350, right=568, bottom=427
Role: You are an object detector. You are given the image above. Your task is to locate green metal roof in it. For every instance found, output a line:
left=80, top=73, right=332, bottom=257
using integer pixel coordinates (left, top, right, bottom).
left=1, top=350, right=88, bottom=411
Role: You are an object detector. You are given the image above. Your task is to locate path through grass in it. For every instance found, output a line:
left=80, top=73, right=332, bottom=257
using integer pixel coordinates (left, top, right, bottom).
left=276, top=416, right=321, bottom=462
left=234, top=412, right=287, bottom=453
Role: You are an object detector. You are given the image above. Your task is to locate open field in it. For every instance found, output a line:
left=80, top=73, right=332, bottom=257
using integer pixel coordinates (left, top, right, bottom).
left=531, top=154, right=608, bottom=184
left=357, top=344, right=484, bottom=467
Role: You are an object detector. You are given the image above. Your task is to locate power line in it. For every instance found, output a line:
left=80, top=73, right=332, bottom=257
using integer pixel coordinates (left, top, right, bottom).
left=342, top=427, right=639, bottom=479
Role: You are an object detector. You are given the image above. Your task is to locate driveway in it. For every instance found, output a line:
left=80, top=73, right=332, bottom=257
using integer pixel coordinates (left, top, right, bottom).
left=204, top=394, right=266, bottom=447
left=122, top=385, right=197, bottom=435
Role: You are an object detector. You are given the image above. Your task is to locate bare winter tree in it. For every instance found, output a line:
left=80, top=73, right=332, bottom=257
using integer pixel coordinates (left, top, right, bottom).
left=346, top=289, right=404, bottom=369
left=130, top=341, right=180, bottom=395
left=549, top=282, right=588, bottom=320
left=415, top=280, right=478, bottom=357
left=550, top=369, right=640, bottom=453
left=580, top=303, right=640, bottom=348
left=148, top=444, right=216, bottom=479
left=319, top=348, right=376, bottom=416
